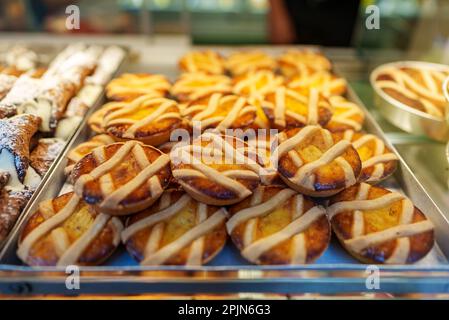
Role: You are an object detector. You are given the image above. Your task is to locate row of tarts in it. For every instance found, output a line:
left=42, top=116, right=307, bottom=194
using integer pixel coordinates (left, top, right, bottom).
left=15, top=50, right=435, bottom=268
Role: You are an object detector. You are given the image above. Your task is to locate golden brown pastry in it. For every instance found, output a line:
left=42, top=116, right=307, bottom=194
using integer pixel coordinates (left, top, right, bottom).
left=328, top=183, right=434, bottom=264
left=179, top=51, right=225, bottom=75
left=170, top=132, right=265, bottom=205
left=278, top=49, right=332, bottom=78
left=71, top=141, right=171, bottom=215
left=232, top=70, right=284, bottom=100
left=88, top=101, right=125, bottom=134
left=324, top=96, right=365, bottom=132
left=29, top=138, right=65, bottom=177
left=102, top=95, right=182, bottom=146
left=225, top=51, right=276, bottom=76
left=17, top=192, right=123, bottom=266
left=122, top=189, right=227, bottom=265
left=288, top=70, right=347, bottom=97
left=274, top=125, right=361, bottom=197
left=171, top=72, right=232, bottom=103
left=106, top=73, right=171, bottom=101
left=227, top=186, right=330, bottom=265
left=333, top=130, right=398, bottom=183
left=0, top=188, right=33, bottom=243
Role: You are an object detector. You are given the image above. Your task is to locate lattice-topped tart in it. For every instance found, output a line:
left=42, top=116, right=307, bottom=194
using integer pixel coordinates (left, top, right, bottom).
left=106, top=73, right=171, bottom=101
left=178, top=51, right=225, bottom=75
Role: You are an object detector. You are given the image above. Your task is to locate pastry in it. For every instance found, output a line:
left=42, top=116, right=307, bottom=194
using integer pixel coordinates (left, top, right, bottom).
left=232, top=70, right=284, bottom=101
left=17, top=192, right=123, bottom=266
left=0, top=74, right=17, bottom=100
left=328, top=183, right=434, bottom=264
left=262, top=87, right=332, bottom=129
left=225, top=51, right=276, bottom=76
left=122, top=190, right=227, bottom=265
left=324, top=96, right=364, bottom=132
left=278, top=49, right=332, bottom=78
left=227, top=186, right=330, bottom=265
left=171, top=72, right=232, bottom=103
left=179, top=51, right=225, bottom=75
left=0, top=170, right=10, bottom=190
left=333, top=130, right=398, bottom=183
left=0, top=188, right=33, bottom=243
left=64, top=134, right=116, bottom=176
left=0, top=114, right=41, bottom=187
left=375, top=66, right=449, bottom=118
left=274, top=125, right=361, bottom=197
left=182, top=93, right=257, bottom=133
left=30, top=138, right=65, bottom=177
left=102, top=95, right=182, bottom=146
left=71, top=141, right=171, bottom=215
left=0, top=75, right=42, bottom=119
left=170, top=132, right=265, bottom=205
left=106, top=73, right=171, bottom=101
left=88, top=101, right=125, bottom=134
left=288, top=70, right=347, bottom=97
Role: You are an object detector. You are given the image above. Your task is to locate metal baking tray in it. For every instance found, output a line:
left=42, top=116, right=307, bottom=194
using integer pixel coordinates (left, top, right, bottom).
left=1, top=51, right=449, bottom=296
left=370, top=61, right=449, bottom=142
left=0, top=44, right=128, bottom=250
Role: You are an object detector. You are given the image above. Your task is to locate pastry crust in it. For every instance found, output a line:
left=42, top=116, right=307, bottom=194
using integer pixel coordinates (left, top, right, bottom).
left=170, top=132, right=265, bottom=205
left=288, top=70, right=347, bottom=97
left=227, top=186, right=330, bottom=265
left=274, top=125, right=361, bottom=197
left=30, top=138, right=65, bottom=177
left=328, top=183, right=434, bottom=264
left=17, top=192, right=123, bottom=266
left=262, top=86, right=332, bottom=129
left=182, top=93, right=257, bottom=133
left=102, top=95, right=182, bottom=146
left=178, top=51, right=225, bottom=75
left=225, top=51, right=276, bottom=76
left=122, top=189, right=227, bottom=265
left=106, top=73, right=171, bottom=101
left=88, top=101, right=125, bottom=134
left=171, top=72, right=232, bottom=103
left=232, top=70, right=284, bottom=100
left=324, top=96, right=365, bottom=132
left=278, top=49, right=332, bottom=78
left=375, top=66, right=449, bottom=118
left=333, top=130, right=398, bottom=183
left=71, top=141, right=171, bottom=215
left=0, top=188, right=33, bottom=243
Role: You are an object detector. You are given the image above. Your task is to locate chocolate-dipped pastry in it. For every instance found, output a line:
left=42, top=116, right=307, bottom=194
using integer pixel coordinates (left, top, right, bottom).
left=0, top=114, right=41, bottom=185
left=0, top=188, right=33, bottom=243
left=30, top=138, right=65, bottom=177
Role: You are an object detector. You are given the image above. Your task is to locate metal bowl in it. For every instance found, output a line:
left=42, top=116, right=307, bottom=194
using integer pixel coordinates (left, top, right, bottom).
left=370, top=61, right=449, bottom=142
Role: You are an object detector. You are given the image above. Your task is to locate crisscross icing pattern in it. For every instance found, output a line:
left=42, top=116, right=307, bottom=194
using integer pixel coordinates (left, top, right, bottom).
left=328, top=183, right=434, bottom=264
left=233, top=70, right=283, bottom=100
left=328, top=96, right=364, bottom=131
left=171, top=73, right=232, bottom=101
left=183, top=93, right=256, bottom=131
left=278, top=50, right=331, bottom=76
left=225, top=51, right=276, bottom=75
left=102, top=95, right=180, bottom=139
left=74, top=141, right=170, bottom=208
left=122, top=192, right=227, bottom=265
left=275, top=126, right=356, bottom=190
left=226, top=187, right=326, bottom=264
left=288, top=70, right=347, bottom=96
left=182, top=51, right=224, bottom=74
left=106, top=73, right=171, bottom=99
left=17, top=194, right=123, bottom=266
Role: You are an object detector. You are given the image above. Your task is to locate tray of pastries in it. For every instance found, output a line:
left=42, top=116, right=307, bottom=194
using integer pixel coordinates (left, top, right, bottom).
left=0, top=48, right=448, bottom=296
left=0, top=43, right=126, bottom=249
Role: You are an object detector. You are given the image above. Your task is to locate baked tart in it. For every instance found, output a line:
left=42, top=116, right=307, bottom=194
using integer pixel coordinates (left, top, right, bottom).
left=170, top=132, right=265, bottom=205
left=106, top=73, right=171, bottom=101
left=374, top=66, right=449, bottom=118
left=288, top=70, right=347, bottom=97
left=17, top=192, right=123, bottom=266
left=122, top=190, right=227, bottom=265
left=225, top=51, right=276, bottom=76
left=278, top=49, right=332, bottom=78
left=71, top=141, right=171, bottom=215
left=102, top=95, right=182, bottom=146
left=227, top=186, right=330, bottom=265
left=262, top=87, right=332, bottom=129
left=88, top=101, right=125, bottom=134
left=64, top=134, right=116, bottom=176
left=328, top=183, right=435, bottom=264
left=171, top=72, right=232, bottom=103
left=179, top=51, right=225, bottom=75
left=182, top=93, right=257, bottom=133
left=333, top=130, right=398, bottom=183
left=324, top=96, right=365, bottom=132
left=274, top=125, right=361, bottom=197
left=232, top=70, right=284, bottom=101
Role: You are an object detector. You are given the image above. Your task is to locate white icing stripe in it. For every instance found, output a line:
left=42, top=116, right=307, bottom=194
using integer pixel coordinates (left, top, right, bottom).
left=216, top=96, right=246, bottom=131
left=172, top=169, right=206, bottom=179
left=335, top=157, right=357, bottom=187
left=186, top=203, right=208, bottom=266
left=144, top=223, right=164, bottom=257
left=274, top=125, right=321, bottom=159
left=274, top=87, right=286, bottom=127
left=141, top=209, right=227, bottom=266
left=17, top=195, right=80, bottom=261
left=362, top=153, right=398, bottom=169
left=345, top=220, right=433, bottom=254
left=293, top=194, right=304, bottom=219
left=226, top=188, right=297, bottom=233
left=352, top=183, right=370, bottom=238
left=51, top=228, right=70, bottom=258
left=328, top=192, right=405, bottom=220
left=243, top=218, right=258, bottom=248
left=290, top=233, right=307, bottom=264
left=57, top=213, right=110, bottom=266
left=241, top=206, right=325, bottom=263
left=307, top=89, right=318, bottom=125
left=121, top=194, right=191, bottom=242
